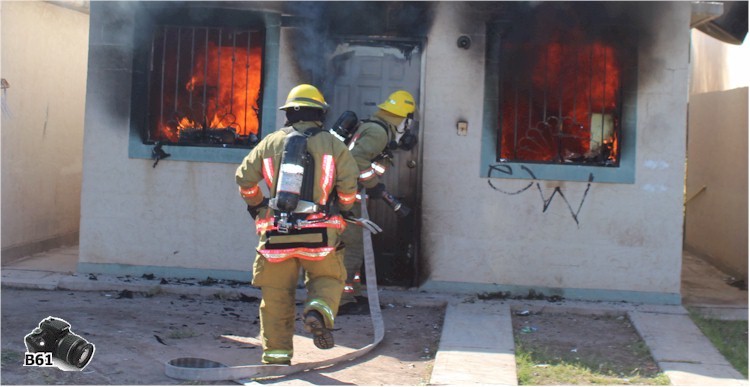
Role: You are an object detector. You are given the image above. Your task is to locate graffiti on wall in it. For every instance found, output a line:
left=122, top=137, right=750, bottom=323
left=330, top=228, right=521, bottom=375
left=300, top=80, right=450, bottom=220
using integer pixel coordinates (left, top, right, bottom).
left=487, top=164, right=594, bottom=227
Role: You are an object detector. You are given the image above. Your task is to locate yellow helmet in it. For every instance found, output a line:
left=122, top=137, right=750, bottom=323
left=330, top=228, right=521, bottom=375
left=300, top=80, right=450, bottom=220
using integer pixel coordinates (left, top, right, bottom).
left=377, top=90, right=415, bottom=118
left=278, top=84, right=329, bottom=111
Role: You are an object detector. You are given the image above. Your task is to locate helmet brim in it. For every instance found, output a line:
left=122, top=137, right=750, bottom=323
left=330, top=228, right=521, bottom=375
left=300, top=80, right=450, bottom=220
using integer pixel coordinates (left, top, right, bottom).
left=377, top=102, right=413, bottom=118
left=279, top=99, right=329, bottom=111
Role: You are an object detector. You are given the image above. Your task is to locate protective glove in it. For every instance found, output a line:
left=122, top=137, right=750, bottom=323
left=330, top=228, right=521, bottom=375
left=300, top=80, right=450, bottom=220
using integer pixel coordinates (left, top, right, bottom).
left=340, top=210, right=383, bottom=234
left=246, top=198, right=269, bottom=219
left=365, top=183, right=386, bottom=200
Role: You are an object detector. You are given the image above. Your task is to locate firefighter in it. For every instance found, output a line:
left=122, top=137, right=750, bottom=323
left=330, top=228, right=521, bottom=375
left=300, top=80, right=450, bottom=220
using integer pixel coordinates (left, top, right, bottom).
left=235, top=84, right=361, bottom=365
left=338, top=90, right=417, bottom=315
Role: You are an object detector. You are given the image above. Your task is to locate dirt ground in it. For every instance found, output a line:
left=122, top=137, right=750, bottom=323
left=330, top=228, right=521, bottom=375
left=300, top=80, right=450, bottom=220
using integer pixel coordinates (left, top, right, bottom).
left=512, top=308, right=661, bottom=378
left=1, top=286, right=666, bottom=386
left=0, top=287, right=444, bottom=385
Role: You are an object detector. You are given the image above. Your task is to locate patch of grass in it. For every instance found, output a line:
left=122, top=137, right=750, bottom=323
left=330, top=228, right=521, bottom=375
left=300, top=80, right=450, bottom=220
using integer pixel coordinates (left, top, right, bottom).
left=688, top=309, right=748, bottom=378
left=516, top=343, right=670, bottom=385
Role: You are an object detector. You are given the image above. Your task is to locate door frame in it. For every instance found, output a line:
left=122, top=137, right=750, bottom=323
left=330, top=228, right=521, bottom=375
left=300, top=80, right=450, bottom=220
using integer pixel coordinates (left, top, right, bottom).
left=328, top=35, right=427, bottom=287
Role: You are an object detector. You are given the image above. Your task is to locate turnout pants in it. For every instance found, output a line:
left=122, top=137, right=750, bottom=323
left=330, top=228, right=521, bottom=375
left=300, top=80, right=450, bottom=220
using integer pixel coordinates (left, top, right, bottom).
left=252, top=247, right=346, bottom=363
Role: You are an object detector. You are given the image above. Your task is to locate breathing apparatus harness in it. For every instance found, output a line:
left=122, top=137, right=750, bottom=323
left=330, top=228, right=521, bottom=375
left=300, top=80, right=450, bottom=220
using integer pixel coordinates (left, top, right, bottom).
left=331, top=111, right=417, bottom=156
left=329, top=111, right=414, bottom=218
left=268, top=125, right=332, bottom=234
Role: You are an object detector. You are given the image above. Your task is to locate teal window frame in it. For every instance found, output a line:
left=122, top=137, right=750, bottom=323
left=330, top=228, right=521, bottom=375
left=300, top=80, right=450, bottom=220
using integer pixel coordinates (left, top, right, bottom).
left=480, top=22, right=637, bottom=184
left=128, top=7, right=280, bottom=164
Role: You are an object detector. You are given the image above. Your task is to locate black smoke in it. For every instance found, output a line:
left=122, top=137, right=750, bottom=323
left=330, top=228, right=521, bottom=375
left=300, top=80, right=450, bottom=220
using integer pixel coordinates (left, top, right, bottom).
left=281, top=2, right=436, bottom=87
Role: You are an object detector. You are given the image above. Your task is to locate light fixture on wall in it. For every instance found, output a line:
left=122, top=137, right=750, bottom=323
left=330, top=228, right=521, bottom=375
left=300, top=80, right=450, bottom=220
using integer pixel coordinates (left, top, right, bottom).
left=457, top=120, right=468, bottom=136
left=457, top=35, right=471, bottom=49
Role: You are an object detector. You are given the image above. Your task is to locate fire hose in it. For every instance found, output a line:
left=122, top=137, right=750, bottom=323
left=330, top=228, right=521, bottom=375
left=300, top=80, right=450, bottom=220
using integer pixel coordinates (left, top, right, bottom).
left=164, top=189, right=384, bottom=382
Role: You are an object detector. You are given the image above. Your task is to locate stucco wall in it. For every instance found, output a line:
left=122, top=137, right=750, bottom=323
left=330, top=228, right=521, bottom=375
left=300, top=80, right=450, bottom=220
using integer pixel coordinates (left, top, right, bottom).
left=419, top=2, right=691, bottom=303
left=1, top=1, right=88, bottom=262
left=685, top=29, right=749, bottom=281
left=78, top=3, right=257, bottom=280
left=685, top=88, right=748, bottom=280
left=79, top=2, right=295, bottom=280
left=79, top=2, right=693, bottom=303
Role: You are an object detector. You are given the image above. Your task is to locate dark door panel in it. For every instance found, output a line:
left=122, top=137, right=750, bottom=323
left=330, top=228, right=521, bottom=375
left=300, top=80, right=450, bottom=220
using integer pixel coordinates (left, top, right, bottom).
left=327, top=42, right=422, bottom=286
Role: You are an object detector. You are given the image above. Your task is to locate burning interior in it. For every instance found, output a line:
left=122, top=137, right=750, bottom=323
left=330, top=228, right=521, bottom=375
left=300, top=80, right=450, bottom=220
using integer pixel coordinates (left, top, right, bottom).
left=145, top=25, right=263, bottom=147
left=497, top=8, right=633, bottom=167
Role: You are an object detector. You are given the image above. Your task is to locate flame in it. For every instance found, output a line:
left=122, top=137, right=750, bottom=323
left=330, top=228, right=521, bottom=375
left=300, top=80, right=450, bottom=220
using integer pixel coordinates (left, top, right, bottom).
left=152, top=29, right=262, bottom=144
left=500, top=38, right=622, bottom=164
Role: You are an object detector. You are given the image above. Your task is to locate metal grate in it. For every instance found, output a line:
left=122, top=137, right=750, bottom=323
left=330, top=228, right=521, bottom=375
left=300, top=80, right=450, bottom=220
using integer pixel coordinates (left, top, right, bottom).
left=498, top=41, right=622, bottom=166
left=146, top=25, right=263, bottom=147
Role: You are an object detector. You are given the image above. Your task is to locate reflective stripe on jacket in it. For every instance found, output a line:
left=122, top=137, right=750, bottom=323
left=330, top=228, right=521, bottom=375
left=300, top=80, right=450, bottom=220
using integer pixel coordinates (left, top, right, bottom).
left=347, top=116, right=392, bottom=189
left=236, top=121, right=359, bottom=261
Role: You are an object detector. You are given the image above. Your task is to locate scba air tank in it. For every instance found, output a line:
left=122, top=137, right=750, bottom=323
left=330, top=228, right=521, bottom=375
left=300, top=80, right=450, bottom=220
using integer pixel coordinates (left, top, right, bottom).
left=275, top=131, right=309, bottom=213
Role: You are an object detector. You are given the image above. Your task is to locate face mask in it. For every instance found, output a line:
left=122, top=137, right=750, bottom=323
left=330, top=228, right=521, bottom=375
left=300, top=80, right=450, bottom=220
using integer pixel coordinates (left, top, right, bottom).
left=396, top=114, right=417, bottom=151
left=394, top=124, right=406, bottom=143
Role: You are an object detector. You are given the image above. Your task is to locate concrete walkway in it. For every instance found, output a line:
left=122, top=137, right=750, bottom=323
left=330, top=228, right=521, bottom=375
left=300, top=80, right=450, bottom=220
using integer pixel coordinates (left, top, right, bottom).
left=426, top=300, right=748, bottom=386
left=2, top=245, right=748, bottom=386
left=430, top=302, right=517, bottom=385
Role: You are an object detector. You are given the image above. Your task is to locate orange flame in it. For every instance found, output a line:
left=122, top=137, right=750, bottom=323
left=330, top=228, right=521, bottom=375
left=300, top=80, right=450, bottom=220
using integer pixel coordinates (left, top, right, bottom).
left=500, top=39, right=621, bottom=164
left=153, top=29, right=262, bottom=144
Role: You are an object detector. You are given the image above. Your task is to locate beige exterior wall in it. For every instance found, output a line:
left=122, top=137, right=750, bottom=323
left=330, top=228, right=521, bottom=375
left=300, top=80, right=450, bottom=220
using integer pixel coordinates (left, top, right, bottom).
left=685, top=87, right=748, bottom=280
left=686, top=31, right=749, bottom=281
left=1, top=1, right=89, bottom=262
left=78, top=3, right=282, bottom=279
left=78, top=2, right=694, bottom=303
left=419, top=2, right=691, bottom=303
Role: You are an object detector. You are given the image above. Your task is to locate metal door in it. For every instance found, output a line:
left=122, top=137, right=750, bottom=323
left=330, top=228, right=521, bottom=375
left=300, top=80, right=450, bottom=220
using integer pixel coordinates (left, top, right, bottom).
left=326, top=41, right=422, bottom=287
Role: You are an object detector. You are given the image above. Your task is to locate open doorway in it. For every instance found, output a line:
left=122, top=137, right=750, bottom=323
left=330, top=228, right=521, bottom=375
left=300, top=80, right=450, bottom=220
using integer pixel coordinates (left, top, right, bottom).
left=326, top=39, right=423, bottom=287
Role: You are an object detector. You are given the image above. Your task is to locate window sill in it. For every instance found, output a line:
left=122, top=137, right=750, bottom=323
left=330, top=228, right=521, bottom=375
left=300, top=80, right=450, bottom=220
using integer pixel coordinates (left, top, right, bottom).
left=128, top=134, right=251, bottom=164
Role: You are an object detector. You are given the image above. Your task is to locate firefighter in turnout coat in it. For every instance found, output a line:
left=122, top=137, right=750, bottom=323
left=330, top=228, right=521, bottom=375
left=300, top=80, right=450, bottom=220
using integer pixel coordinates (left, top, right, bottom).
left=236, top=84, right=360, bottom=365
left=338, top=90, right=416, bottom=315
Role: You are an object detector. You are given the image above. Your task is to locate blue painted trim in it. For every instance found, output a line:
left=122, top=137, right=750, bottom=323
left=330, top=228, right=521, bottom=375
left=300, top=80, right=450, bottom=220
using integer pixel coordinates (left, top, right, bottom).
left=128, top=138, right=251, bottom=164
left=78, top=262, right=251, bottom=283
left=480, top=22, right=637, bottom=184
left=260, top=13, right=281, bottom=140
left=127, top=11, right=282, bottom=164
left=419, top=280, right=681, bottom=305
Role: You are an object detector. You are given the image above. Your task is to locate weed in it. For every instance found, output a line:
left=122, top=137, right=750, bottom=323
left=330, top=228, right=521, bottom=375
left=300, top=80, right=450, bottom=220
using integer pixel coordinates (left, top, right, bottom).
left=513, top=312, right=669, bottom=385
left=688, top=308, right=748, bottom=378
left=516, top=343, right=670, bottom=385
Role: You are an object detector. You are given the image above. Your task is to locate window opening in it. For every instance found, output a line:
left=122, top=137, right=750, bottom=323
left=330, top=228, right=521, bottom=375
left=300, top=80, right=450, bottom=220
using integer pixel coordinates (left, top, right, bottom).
left=146, top=26, right=263, bottom=147
left=498, top=30, right=624, bottom=166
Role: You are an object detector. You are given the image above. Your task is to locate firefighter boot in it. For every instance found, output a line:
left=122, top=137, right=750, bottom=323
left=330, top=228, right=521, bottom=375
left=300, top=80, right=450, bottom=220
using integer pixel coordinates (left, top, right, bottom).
left=303, top=310, right=334, bottom=349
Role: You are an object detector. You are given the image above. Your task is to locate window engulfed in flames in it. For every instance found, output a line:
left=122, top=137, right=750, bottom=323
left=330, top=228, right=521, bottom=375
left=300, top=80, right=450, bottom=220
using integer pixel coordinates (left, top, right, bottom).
left=147, top=26, right=263, bottom=147
left=499, top=30, right=623, bottom=166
